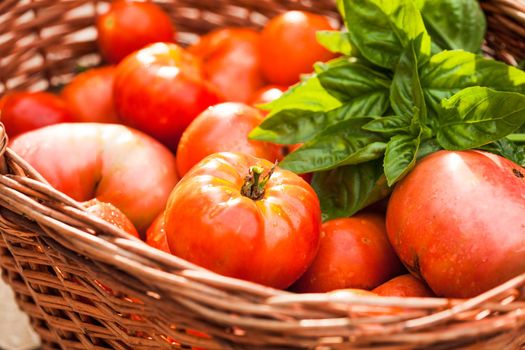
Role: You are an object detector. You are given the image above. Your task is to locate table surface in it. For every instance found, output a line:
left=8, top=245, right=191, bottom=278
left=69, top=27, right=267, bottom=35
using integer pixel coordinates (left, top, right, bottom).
left=0, top=273, right=40, bottom=350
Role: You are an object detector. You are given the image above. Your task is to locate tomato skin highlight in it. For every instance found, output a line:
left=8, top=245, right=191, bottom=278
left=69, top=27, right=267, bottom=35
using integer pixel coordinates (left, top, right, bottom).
left=176, top=102, right=282, bottom=176
left=165, top=152, right=322, bottom=289
left=1, top=92, right=74, bottom=137
left=189, top=28, right=265, bottom=103
left=250, top=85, right=287, bottom=107
left=114, top=42, right=223, bottom=151
left=387, top=150, right=525, bottom=298
left=291, top=213, right=404, bottom=293
left=260, top=11, right=336, bottom=85
left=10, top=123, right=178, bottom=233
left=62, top=66, right=118, bottom=123
left=96, top=0, right=175, bottom=64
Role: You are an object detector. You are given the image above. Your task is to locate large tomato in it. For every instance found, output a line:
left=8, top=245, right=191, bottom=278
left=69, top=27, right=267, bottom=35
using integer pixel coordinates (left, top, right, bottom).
left=10, top=123, right=178, bottom=232
left=387, top=150, right=525, bottom=298
left=1, top=92, right=74, bottom=137
left=114, top=42, right=222, bottom=151
left=260, top=11, right=336, bottom=85
left=62, top=66, right=118, bottom=123
left=189, top=28, right=265, bottom=103
left=291, top=213, right=404, bottom=293
left=96, top=0, right=175, bottom=64
left=176, top=102, right=282, bottom=176
left=164, top=152, right=321, bottom=289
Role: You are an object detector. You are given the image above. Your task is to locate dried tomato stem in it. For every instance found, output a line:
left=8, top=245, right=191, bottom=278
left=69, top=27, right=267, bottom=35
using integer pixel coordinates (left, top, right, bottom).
left=241, top=164, right=276, bottom=200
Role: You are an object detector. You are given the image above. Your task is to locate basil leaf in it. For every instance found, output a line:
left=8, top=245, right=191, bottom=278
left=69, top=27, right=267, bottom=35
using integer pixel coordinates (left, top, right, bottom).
left=363, top=115, right=411, bottom=134
left=437, top=87, right=525, bottom=150
left=384, top=134, right=421, bottom=185
left=318, top=61, right=391, bottom=102
left=417, top=0, right=486, bottom=53
left=251, top=62, right=392, bottom=144
left=390, top=36, right=427, bottom=121
left=479, top=139, right=525, bottom=167
left=507, top=134, right=525, bottom=144
left=260, top=75, right=341, bottom=114
left=416, top=138, right=441, bottom=160
left=343, top=0, right=431, bottom=69
left=312, top=160, right=390, bottom=221
left=316, top=30, right=354, bottom=55
left=420, top=50, right=525, bottom=122
left=279, top=118, right=387, bottom=173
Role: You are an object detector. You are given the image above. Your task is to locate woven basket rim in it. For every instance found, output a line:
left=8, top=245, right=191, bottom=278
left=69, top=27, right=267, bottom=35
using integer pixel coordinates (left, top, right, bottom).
left=1, top=1, right=525, bottom=349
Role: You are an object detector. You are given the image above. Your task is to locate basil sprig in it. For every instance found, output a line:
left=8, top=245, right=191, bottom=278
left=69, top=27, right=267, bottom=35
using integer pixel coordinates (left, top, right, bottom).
left=250, top=0, right=525, bottom=220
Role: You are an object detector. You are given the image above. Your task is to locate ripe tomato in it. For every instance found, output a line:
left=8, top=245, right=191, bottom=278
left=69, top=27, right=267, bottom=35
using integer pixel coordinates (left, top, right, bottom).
left=249, top=85, right=287, bottom=107
left=84, top=198, right=139, bottom=238
left=260, top=11, right=336, bottom=85
left=189, top=28, right=265, bottom=103
left=372, top=275, right=435, bottom=298
left=1, top=91, right=74, bottom=137
left=165, top=152, right=321, bottom=289
left=176, top=102, right=282, bottom=176
left=387, top=150, right=525, bottom=298
left=10, top=123, right=178, bottom=232
left=114, top=42, right=222, bottom=151
left=61, top=66, right=118, bottom=123
left=145, top=213, right=170, bottom=253
left=96, top=0, right=175, bottom=64
left=291, top=213, right=404, bottom=293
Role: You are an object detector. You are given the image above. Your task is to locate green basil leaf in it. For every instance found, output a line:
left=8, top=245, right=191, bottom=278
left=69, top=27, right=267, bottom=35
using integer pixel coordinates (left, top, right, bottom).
left=437, top=87, right=525, bottom=150
left=479, top=138, right=525, bottom=167
left=316, top=30, right=354, bottom=55
left=250, top=100, right=384, bottom=144
left=279, top=118, right=387, bottom=173
left=507, top=134, right=525, bottom=144
left=259, top=75, right=341, bottom=113
left=417, top=0, right=486, bottom=53
left=343, top=0, right=431, bottom=69
left=362, top=115, right=411, bottom=134
left=384, top=134, right=421, bottom=185
left=416, top=138, right=441, bottom=160
left=420, top=50, right=525, bottom=123
left=390, top=35, right=427, bottom=121
left=318, top=61, right=391, bottom=102
left=312, top=160, right=390, bottom=221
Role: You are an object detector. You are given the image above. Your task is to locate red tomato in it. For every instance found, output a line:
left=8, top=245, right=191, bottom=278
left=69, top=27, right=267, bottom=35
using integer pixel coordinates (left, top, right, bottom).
left=114, top=42, right=222, bottom=151
left=189, top=28, right=265, bottom=103
left=176, top=102, right=282, bottom=176
left=145, top=213, right=170, bottom=253
left=260, top=11, right=336, bottom=85
left=387, top=150, right=525, bottom=298
left=96, top=0, right=175, bottom=64
left=61, top=66, right=118, bottom=123
left=1, top=92, right=74, bottom=137
left=372, top=274, right=435, bottom=298
left=165, top=152, right=321, bottom=289
left=291, top=213, right=404, bottom=293
left=10, top=123, right=178, bottom=232
left=84, top=198, right=139, bottom=238
left=249, top=85, right=287, bottom=107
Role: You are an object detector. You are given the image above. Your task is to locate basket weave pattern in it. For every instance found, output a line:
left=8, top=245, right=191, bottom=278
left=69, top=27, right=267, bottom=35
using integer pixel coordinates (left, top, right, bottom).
left=0, top=1, right=525, bottom=349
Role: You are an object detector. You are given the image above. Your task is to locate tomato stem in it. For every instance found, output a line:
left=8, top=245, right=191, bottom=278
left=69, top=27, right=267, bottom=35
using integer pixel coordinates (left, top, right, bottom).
left=241, top=163, right=276, bottom=200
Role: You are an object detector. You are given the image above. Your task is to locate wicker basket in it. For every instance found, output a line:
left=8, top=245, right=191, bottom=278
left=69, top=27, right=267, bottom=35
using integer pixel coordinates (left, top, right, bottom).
left=1, top=1, right=525, bottom=349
